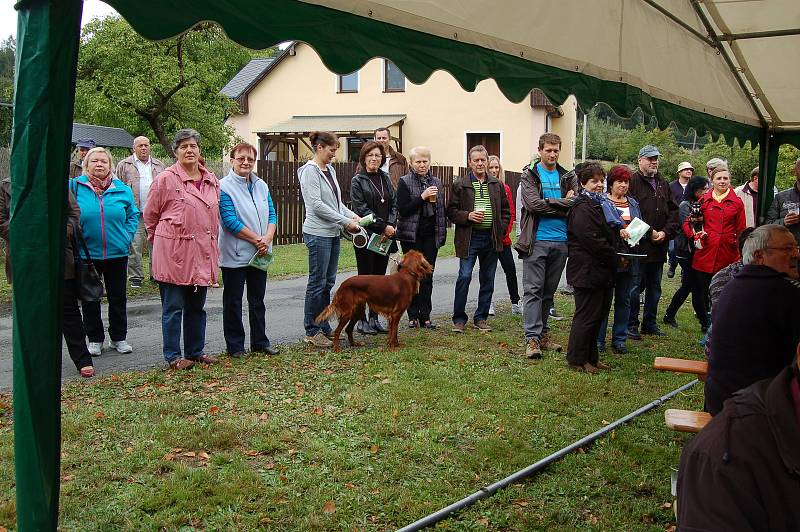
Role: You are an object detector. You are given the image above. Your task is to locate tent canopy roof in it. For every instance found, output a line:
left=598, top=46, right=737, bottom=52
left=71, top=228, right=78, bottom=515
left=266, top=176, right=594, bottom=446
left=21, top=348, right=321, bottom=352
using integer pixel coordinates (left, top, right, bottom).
left=102, top=0, right=800, bottom=147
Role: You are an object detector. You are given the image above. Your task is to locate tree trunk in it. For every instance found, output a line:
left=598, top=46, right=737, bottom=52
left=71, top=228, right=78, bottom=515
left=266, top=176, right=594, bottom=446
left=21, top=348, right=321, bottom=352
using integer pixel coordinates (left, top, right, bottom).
left=140, top=112, right=173, bottom=159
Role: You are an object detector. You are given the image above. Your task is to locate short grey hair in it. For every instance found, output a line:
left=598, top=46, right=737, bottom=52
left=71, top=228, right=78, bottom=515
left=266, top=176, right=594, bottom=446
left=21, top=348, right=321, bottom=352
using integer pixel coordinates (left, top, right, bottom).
left=409, top=146, right=431, bottom=161
left=81, top=147, right=114, bottom=173
left=172, top=128, right=201, bottom=152
left=706, top=157, right=728, bottom=173
left=468, top=144, right=488, bottom=160
left=742, top=224, right=792, bottom=264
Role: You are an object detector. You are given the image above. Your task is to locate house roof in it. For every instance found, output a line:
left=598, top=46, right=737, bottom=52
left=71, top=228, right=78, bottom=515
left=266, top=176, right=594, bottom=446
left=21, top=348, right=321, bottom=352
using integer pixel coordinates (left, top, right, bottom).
left=258, top=114, right=407, bottom=135
left=221, top=57, right=276, bottom=99
left=220, top=45, right=295, bottom=104
left=71, top=123, right=134, bottom=148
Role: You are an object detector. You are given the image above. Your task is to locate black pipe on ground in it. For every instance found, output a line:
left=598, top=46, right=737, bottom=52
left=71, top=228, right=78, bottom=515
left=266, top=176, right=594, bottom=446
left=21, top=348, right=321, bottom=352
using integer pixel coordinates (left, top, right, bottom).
left=397, top=379, right=700, bottom=531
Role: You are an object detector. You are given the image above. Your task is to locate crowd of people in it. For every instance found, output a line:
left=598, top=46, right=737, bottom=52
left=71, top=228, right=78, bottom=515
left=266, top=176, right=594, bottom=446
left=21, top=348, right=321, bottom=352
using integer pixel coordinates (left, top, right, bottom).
left=2, top=129, right=799, bottom=386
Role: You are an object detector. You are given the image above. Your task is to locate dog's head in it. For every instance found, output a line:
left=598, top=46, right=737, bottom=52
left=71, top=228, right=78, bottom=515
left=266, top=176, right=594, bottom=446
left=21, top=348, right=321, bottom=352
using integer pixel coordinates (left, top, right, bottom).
left=398, top=250, right=433, bottom=278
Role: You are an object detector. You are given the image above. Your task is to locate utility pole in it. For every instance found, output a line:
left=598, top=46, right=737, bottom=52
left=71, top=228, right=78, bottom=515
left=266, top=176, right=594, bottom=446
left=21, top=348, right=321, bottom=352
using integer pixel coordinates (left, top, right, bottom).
left=581, top=112, right=588, bottom=162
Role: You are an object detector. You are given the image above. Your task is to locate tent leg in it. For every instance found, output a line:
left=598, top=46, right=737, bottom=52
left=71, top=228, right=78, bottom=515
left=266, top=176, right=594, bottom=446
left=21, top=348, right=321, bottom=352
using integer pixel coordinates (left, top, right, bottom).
left=756, top=128, right=779, bottom=223
left=11, top=1, right=82, bottom=529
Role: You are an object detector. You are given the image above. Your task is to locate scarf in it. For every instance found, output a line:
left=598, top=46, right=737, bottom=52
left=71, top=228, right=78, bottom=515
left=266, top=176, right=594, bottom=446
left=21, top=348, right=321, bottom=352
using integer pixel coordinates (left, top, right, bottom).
left=600, top=194, right=627, bottom=228
left=580, top=188, right=606, bottom=206
left=712, top=188, right=731, bottom=202
left=88, top=173, right=113, bottom=195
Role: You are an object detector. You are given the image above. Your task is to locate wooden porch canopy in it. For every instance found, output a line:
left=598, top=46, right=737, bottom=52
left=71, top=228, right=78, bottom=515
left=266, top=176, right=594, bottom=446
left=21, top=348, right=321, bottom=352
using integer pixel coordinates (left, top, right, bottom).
left=256, top=113, right=406, bottom=159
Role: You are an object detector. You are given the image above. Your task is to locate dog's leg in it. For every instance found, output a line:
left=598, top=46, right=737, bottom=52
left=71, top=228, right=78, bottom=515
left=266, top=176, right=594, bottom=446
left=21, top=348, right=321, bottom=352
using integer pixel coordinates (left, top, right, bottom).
left=331, top=313, right=348, bottom=352
left=345, top=314, right=364, bottom=347
left=387, top=315, right=400, bottom=350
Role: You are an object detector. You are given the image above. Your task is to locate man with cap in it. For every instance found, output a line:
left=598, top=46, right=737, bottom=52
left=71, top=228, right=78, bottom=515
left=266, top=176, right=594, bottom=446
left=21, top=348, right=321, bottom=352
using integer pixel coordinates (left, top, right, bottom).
left=667, top=161, right=694, bottom=278
left=69, top=138, right=96, bottom=179
left=626, top=145, right=679, bottom=339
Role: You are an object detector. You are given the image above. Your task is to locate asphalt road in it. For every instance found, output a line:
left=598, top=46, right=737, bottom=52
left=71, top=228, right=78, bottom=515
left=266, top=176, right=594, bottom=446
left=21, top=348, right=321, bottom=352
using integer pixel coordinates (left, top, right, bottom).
left=0, top=254, right=566, bottom=391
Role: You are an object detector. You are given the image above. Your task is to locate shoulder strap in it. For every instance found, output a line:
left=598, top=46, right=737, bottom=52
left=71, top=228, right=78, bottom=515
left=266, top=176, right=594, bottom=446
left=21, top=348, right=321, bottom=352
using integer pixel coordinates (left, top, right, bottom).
left=70, top=219, right=94, bottom=265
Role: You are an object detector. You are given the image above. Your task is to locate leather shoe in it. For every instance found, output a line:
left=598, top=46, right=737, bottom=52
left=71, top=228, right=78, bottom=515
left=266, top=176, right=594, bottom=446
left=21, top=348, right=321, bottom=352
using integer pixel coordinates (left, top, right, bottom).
left=356, top=319, right=377, bottom=335
left=627, top=328, right=642, bottom=340
left=369, top=316, right=388, bottom=334
left=193, top=354, right=218, bottom=365
left=662, top=315, right=679, bottom=328
left=260, top=345, right=279, bottom=356
left=169, top=358, right=194, bottom=370
left=642, top=327, right=667, bottom=337
left=229, top=351, right=246, bottom=359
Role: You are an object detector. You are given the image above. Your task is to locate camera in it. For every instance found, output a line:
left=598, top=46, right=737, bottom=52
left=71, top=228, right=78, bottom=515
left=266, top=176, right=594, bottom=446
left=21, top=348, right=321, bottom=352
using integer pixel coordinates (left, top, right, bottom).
left=690, top=201, right=703, bottom=233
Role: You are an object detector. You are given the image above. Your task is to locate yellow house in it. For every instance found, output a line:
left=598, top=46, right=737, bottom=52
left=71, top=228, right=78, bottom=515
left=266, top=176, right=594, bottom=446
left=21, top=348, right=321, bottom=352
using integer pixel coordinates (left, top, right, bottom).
left=222, top=42, right=577, bottom=170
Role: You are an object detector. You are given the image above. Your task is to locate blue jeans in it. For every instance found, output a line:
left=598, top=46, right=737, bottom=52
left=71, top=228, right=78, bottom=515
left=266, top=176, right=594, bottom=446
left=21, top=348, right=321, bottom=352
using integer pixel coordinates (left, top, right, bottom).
left=221, top=266, right=270, bottom=354
left=628, top=261, right=663, bottom=332
left=159, top=282, right=208, bottom=363
left=303, top=233, right=340, bottom=336
left=598, top=266, right=635, bottom=347
left=452, top=230, right=498, bottom=324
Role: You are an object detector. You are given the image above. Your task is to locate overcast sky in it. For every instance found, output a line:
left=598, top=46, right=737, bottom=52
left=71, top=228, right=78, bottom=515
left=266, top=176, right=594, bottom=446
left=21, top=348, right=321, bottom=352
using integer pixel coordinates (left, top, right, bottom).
left=0, top=0, right=119, bottom=41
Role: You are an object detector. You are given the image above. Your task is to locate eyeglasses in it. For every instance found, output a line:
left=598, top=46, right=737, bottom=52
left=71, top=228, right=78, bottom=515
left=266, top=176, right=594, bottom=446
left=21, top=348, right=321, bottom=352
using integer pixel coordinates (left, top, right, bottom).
left=766, top=245, right=800, bottom=254
left=234, top=156, right=255, bottom=163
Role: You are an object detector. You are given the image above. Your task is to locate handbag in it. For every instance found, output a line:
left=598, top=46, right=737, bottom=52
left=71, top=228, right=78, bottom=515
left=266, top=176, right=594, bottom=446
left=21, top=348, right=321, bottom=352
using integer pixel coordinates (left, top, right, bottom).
left=70, top=219, right=104, bottom=303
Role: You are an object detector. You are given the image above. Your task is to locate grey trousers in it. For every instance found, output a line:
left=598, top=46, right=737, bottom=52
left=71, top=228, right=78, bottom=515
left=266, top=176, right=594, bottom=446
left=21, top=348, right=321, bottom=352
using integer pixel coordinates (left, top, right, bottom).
left=127, top=219, right=149, bottom=281
left=522, top=240, right=568, bottom=341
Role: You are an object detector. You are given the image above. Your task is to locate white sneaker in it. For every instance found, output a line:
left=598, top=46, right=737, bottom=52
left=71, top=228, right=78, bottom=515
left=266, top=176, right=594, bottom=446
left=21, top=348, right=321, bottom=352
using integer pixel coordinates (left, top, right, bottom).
left=109, top=340, right=133, bottom=354
left=88, top=342, right=103, bottom=356
left=511, top=303, right=521, bottom=315
left=488, top=303, right=496, bottom=316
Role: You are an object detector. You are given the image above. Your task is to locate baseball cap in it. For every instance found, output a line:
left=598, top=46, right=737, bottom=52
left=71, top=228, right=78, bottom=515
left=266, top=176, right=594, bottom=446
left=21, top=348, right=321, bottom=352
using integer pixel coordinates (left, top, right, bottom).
left=677, top=161, right=694, bottom=173
left=638, top=145, right=660, bottom=158
left=75, top=138, right=96, bottom=149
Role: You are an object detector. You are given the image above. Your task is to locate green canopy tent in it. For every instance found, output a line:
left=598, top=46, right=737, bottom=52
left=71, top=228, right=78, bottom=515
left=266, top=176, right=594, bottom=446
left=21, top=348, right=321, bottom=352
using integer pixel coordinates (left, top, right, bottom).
left=11, top=0, right=800, bottom=528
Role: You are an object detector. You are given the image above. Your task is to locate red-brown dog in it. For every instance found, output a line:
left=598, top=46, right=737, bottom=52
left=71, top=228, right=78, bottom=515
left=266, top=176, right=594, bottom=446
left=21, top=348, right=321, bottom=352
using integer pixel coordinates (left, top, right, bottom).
left=316, top=250, right=433, bottom=351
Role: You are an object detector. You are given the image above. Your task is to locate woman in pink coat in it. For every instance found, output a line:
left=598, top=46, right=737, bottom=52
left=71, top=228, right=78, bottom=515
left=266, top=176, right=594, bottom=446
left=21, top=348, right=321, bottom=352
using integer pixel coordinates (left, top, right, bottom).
left=143, top=129, right=220, bottom=370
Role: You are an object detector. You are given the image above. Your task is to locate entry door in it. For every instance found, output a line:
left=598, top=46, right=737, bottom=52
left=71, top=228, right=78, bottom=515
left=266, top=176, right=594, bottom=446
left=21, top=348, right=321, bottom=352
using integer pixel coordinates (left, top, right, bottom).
left=466, top=133, right=500, bottom=161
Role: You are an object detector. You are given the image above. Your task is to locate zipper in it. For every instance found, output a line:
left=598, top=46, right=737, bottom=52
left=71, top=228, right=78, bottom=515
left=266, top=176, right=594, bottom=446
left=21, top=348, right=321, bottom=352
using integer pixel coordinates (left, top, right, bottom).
left=99, top=193, right=107, bottom=260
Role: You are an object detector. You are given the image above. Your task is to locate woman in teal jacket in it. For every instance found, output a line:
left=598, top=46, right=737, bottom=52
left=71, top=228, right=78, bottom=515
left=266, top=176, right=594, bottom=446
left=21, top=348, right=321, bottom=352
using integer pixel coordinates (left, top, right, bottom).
left=71, top=147, right=139, bottom=357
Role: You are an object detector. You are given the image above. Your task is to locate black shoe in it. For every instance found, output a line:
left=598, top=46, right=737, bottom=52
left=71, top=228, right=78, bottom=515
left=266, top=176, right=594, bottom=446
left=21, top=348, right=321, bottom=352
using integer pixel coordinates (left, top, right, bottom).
left=421, top=320, right=438, bottom=329
left=642, top=327, right=667, bottom=336
left=356, top=320, right=377, bottom=335
left=369, top=316, right=388, bottom=334
left=408, top=319, right=419, bottom=329
left=228, top=351, right=246, bottom=359
left=597, top=343, right=606, bottom=353
left=662, top=315, right=679, bottom=328
left=700, top=324, right=709, bottom=334
left=627, top=328, right=642, bottom=340
left=666, top=267, right=676, bottom=279
left=611, top=343, right=628, bottom=354
left=256, top=345, right=279, bottom=356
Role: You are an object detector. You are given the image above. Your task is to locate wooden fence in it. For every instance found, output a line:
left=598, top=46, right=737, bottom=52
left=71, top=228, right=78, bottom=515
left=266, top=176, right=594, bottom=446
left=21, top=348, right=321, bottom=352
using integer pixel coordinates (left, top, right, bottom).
left=257, top=160, right=522, bottom=245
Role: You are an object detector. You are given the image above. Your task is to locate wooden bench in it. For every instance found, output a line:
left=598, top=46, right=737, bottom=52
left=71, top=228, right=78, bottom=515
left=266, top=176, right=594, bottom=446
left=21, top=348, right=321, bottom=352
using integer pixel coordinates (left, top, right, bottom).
left=664, top=409, right=712, bottom=433
left=653, top=357, right=708, bottom=381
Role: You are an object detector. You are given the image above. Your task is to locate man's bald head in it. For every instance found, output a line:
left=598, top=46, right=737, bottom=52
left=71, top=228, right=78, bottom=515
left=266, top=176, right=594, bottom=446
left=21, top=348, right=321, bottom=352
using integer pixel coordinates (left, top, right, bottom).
left=133, top=136, right=151, bottom=162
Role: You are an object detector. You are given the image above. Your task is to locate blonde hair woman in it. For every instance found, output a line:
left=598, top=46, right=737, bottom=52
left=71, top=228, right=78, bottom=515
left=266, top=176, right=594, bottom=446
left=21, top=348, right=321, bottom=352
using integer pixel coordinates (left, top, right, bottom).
left=487, top=155, right=520, bottom=315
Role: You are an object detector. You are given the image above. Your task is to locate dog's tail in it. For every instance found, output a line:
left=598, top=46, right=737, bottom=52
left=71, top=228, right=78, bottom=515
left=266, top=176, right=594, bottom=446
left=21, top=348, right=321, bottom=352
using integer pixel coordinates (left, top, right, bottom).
left=315, top=303, right=338, bottom=324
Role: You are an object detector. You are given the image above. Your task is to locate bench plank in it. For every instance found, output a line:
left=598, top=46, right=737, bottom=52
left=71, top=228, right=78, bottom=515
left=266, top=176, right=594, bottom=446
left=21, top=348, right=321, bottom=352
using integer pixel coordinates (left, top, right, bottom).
left=665, top=409, right=711, bottom=433
left=654, top=357, right=708, bottom=380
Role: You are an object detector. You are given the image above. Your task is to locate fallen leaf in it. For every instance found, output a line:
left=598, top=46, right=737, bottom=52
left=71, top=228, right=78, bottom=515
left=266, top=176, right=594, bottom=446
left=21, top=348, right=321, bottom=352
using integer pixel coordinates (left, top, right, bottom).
left=298, top=426, right=308, bottom=433
left=279, top=475, right=289, bottom=483
left=182, top=390, right=191, bottom=395
left=391, top=409, right=398, bottom=418
left=183, top=451, right=196, bottom=458
left=498, top=342, right=509, bottom=348
left=496, top=425, right=505, bottom=435
left=294, top=383, right=306, bottom=396
left=288, top=448, right=298, bottom=456
left=323, top=369, right=335, bottom=375
left=323, top=500, right=336, bottom=514
left=601, top=419, right=610, bottom=425
left=577, top=447, right=585, bottom=454
left=163, top=453, right=176, bottom=461
left=110, top=374, right=120, bottom=381
left=276, top=497, right=289, bottom=504
left=171, top=447, right=183, bottom=453
left=345, top=482, right=355, bottom=489
left=198, top=451, right=210, bottom=460
left=370, top=444, right=379, bottom=454
left=514, top=499, right=529, bottom=507
left=208, top=406, right=221, bottom=415
left=60, top=474, right=74, bottom=482
left=259, top=413, right=270, bottom=421
left=264, top=461, right=275, bottom=470
left=313, top=407, right=324, bottom=416
left=95, top=411, right=106, bottom=419
left=380, top=378, right=391, bottom=384
left=124, top=446, right=133, bottom=453
left=245, top=450, right=260, bottom=457
left=660, top=502, right=673, bottom=510
left=476, top=517, right=490, bottom=526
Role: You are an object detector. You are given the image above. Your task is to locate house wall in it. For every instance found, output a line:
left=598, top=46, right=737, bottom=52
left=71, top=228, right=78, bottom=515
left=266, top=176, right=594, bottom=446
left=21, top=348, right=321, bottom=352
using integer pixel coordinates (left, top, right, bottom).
left=226, top=43, right=576, bottom=170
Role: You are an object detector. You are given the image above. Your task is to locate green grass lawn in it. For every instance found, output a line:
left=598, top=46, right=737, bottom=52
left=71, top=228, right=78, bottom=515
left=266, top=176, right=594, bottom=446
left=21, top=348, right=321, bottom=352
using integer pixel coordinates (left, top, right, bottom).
left=0, top=271, right=706, bottom=530
left=0, top=230, right=459, bottom=307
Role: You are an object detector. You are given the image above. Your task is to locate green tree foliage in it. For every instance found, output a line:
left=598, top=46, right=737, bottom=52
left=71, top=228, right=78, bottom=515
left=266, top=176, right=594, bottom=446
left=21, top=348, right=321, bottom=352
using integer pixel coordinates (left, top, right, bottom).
left=0, top=37, right=15, bottom=147
left=75, top=16, right=267, bottom=158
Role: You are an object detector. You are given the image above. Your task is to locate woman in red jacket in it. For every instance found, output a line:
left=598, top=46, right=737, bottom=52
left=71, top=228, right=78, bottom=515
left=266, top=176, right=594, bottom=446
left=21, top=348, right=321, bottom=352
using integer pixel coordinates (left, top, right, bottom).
left=683, top=166, right=746, bottom=311
left=487, top=155, right=520, bottom=315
